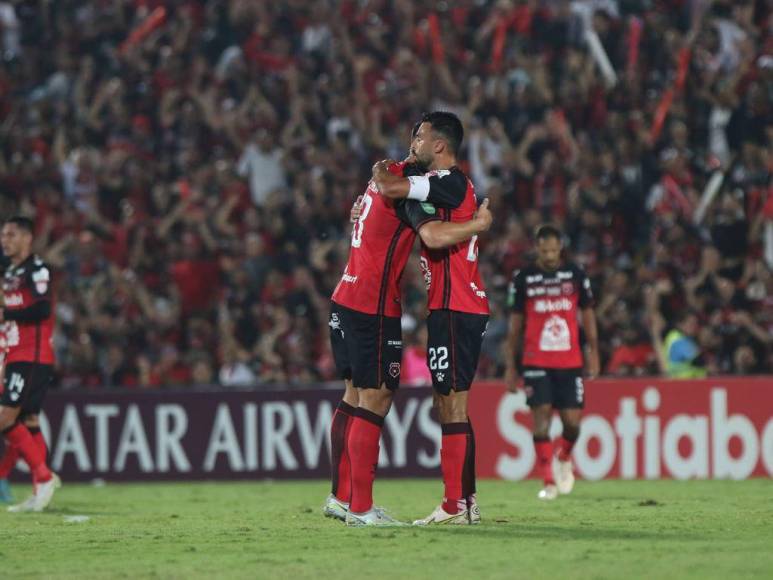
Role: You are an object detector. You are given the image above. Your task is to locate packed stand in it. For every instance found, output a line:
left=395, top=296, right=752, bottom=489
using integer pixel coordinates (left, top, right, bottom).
left=0, top=0, right=770, bottom=388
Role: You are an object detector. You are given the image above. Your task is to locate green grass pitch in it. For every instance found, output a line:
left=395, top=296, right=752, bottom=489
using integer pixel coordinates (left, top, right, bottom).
left=2, top=478, right=772, bottom=579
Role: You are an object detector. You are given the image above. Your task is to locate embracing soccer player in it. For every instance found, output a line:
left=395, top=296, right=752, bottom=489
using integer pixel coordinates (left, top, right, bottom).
left=326, top=126, right=491, bottom=526
left=375, top=112, right=490, bottom=525
left=0, top=216, right=59, bottom=512
left=504, top=225, right=599, bottom=500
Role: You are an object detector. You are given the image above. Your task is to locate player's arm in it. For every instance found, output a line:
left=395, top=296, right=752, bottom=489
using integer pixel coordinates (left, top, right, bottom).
left=578, top=268, right=600, bottom=378
left=581, top=308, right=600, bottom=379
left=373, top=160, right=467, bottom=208
left=0, top=264, right=53, bottom=323
left=418, top=199, right=491, bottom=249
left=504, top=271, right=526, bottom=393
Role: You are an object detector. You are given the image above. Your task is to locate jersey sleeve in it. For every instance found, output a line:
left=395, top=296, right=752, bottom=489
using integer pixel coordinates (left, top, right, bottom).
left=406, top=168, right=467, bottom=209
left=396, top=199, right=441, bottom=232
left=507, top=270, right=526, bottom=313
left=577, top=267, right=594, bottom=308
left=29, top=261, right=52, bottom=300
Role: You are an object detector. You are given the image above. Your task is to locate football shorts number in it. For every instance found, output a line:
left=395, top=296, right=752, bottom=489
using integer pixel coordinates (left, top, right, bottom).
left=428, top=347, right=449, bottom=370
left=7, top=372, right=25, bottom=402
left=351, top=193, right=374, bottom=248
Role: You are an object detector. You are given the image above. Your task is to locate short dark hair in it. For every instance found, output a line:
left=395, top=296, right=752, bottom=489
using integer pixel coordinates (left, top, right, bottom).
left=535, top=224, right=562, bottom=242
left=421, top=111, right=464, bottom=155
left=5, top=216, right=34, bottom=234
left=411, top=121, right=421, bottom=139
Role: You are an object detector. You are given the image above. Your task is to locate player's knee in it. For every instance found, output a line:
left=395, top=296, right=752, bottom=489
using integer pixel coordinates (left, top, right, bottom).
left=0, top=408, right=21, bottom=433
left=563, top=423, right=580, bottom=442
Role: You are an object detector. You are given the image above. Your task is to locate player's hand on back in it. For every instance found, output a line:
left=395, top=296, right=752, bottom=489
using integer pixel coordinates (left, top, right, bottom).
left=350, top=195, right=364, bottom=223
left=372, top=159, right=396, bottom=178
left=473, top=198, right=492, bottom=232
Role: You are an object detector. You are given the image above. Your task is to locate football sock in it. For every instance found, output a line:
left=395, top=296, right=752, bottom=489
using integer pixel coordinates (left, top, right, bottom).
left=28, top=427, right=48, bottom=485
left=441, top=423, right=468, bottom=515
left=2, top=423, right=51, bottom=483
left=0, top=443, right=20, bottom=479
left=330, top=401, right=355, bottom=503
left=347, top=408, right=383, bottom=514
left=463, top=419, right=477, bottom=503
left=534, top=436, right=555, bottom=486
left=556, top=427, right=580, bottom=462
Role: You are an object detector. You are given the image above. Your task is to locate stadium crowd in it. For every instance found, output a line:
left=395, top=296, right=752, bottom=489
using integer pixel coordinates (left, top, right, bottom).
left=0, top=0, right=770, bottom=388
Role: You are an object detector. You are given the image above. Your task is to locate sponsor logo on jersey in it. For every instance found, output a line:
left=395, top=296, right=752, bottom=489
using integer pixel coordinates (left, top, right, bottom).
left=534, top=298, right=573, bottom=313
left=420, top=202, right=436, bottom=214
left=470, top=282, right=486, bottom=299
left=341, top=272, right=357, bottom=284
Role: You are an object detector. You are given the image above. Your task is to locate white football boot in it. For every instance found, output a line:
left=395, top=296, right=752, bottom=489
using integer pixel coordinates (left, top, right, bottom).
left=555, top=458, right=575, bottom=495
left=413, top=504, right=470, bottom=526
left=346, top=506, right=405, bottom=527
left=7, top=493, right=36, bottom=513
left=30, top=474, right=60, bottom=512
left=538, top=484, right=558, bottom=501
left=467, top=495, right=481, bottom=525
left=323, top=494, right=349, bottom=522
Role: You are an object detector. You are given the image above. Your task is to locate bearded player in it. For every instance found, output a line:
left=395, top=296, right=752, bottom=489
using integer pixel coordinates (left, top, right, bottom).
left=374, top=111, right=490, bottom=525
left=0, top=216, right=59, bottom=512
left=326, top=129, right=492, bottom=526
left=504, top=225, right=599, bottom=500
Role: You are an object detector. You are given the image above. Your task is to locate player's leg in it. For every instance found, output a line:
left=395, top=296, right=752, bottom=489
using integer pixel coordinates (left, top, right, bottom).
left=325, top=305, right=358, bottom=519
left=0, top=439, right=19, bottom=503
left=415, top=311, right=487, bottom=525
left=554, top=371, right=585, bottom=494
left=1, top=364, right=57, bottom=512
left=345, top=312, right=403, bottom=526
left=524, top=368, right=557, bottom=499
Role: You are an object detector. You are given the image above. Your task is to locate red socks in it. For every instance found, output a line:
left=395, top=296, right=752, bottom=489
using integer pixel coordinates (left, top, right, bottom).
left=0, top=443, right=20, bottom=478
left=462, top=420, right=476, bottom=504
left=556, top=434, right=577, bottom=462
left=2, top=423, right=51, bottom=483
left=330, top=401, right=355, bottom=503
left=534, top=437, right=555, bottom=486
left=441, top=423, right=468, bottom=515
left=347, top=408, right=383, bottom=514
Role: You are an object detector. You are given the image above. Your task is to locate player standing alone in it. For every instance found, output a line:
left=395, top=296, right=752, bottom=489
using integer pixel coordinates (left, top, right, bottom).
left=504, top=225, right=599, bottom=500
left=0, top=216, right=59, bottom=512
left=375, top=112, right=490, bottom=524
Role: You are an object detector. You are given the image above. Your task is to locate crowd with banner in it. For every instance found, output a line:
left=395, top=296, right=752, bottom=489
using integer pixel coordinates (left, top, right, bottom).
left=0, top=0, right=770, bottom=388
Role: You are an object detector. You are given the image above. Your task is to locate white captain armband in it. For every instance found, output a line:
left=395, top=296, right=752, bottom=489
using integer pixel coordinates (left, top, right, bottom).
left=407, top=176, right=430, bottom=201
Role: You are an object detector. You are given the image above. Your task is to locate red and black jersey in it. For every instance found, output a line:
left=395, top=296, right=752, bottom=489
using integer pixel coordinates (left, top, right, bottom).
left=398, top=167, right=490, bottom=315
left=331, top=162, right=422, bottom=317
left=2, top=254, right=56, bottom=365
left=507, top=262, right=594, bottom=369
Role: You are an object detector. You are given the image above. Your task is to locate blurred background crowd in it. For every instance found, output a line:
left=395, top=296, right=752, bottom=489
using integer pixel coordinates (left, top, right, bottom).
left=0, top=0, right=770, bottom=388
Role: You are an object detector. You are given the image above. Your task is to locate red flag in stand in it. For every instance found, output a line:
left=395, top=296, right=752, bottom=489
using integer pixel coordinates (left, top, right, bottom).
left=120, top=7, right=167, bottom=54
left=491, top=19, right=507, bottom=71
left=627, top=17, right=643, bottom=73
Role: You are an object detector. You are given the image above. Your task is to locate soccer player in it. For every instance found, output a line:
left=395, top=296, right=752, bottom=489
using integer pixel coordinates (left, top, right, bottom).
left=374, top=111, right=490, bottom=525
left=326, top=141, right=492, bottom=526
left=504, top=225, right=599, bottom=500
left=0, top=216, right=59, bottom=512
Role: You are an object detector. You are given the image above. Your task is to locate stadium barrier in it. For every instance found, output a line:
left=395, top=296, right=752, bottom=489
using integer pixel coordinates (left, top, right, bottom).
left=5, top=378, right=772, bottom=482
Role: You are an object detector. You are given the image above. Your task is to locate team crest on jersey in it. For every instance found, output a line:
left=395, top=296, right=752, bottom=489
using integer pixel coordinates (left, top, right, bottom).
left=561, top=282, right=574, bottom=296
left=420, top=202, right=436, bottom=214
left=388, top=362, right=401, bottom=378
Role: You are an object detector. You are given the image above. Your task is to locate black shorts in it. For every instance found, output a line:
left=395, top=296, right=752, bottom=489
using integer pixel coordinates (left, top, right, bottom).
left=1, top=362, right=54, bottom=416
left=426, top=309, right=489, bottom=396
left=329, top=303, right=402, bottom=390
left=522, top=367, right=585, bottom=409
